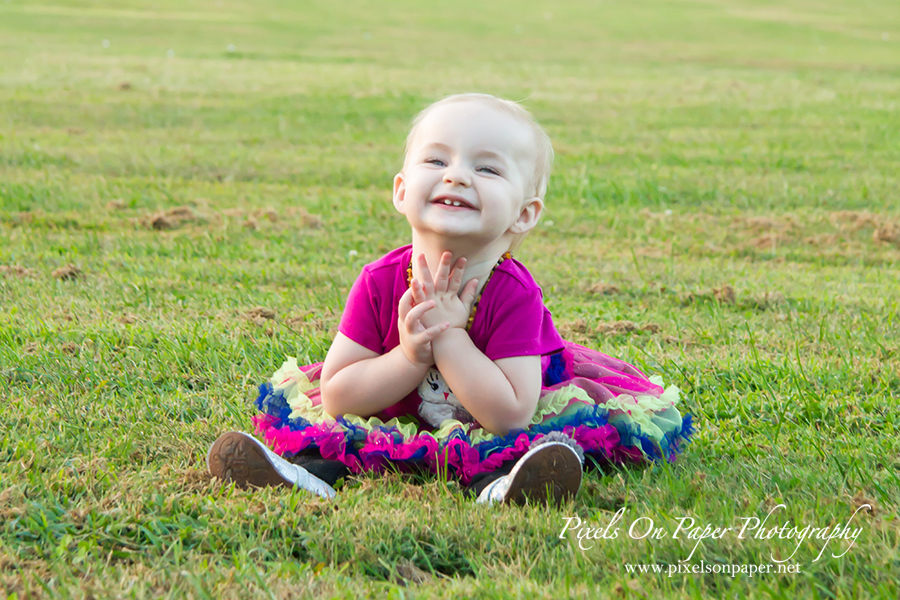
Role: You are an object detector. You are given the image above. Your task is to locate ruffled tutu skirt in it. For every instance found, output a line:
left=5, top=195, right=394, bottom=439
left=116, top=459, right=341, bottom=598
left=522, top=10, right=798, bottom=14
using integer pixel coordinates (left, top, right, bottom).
left=252, top=341, right=693, bottom=485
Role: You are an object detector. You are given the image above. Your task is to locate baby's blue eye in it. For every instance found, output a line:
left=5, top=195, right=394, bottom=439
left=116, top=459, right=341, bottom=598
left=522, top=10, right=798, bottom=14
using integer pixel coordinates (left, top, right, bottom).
left=478, top=166, right=500, bottom=175
left=425, top=158, right=446, bottom=166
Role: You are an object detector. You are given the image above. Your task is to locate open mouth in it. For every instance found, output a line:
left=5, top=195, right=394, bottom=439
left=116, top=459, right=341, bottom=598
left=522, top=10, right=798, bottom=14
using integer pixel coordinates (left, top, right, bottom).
left=430, top=195, right=476, bottom=210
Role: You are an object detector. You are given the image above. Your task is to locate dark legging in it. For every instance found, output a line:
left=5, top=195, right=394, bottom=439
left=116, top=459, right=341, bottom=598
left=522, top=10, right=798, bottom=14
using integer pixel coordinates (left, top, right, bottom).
left=287, top=448, right=515, bottom=496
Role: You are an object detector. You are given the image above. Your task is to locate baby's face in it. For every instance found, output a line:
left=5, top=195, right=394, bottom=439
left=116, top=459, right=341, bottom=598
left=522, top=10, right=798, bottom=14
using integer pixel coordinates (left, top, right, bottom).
left=393, top=101, right=540, bottom=246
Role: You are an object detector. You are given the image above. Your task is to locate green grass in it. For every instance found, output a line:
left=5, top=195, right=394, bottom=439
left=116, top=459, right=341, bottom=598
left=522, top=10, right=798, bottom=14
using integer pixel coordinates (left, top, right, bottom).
left=1, top=0, right=899, bottom=597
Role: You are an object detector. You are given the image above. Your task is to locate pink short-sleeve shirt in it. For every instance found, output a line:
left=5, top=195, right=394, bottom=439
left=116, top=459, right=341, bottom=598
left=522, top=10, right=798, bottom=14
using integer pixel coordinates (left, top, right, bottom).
left=337, top=245, right=564, bottom=419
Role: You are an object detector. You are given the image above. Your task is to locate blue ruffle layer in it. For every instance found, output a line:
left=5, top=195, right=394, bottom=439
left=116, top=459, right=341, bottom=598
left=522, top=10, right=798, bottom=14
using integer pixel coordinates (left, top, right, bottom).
left=255, top=382, right=693, bottom=465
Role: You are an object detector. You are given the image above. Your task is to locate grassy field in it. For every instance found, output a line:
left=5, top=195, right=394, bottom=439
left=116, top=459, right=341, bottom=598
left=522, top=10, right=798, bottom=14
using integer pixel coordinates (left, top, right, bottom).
left=2, top=0, right=899, bottom=597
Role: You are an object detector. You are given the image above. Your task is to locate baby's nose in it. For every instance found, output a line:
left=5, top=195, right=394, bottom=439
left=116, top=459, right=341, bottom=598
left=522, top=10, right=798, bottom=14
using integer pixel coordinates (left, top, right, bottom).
left=443, top=166, right=471, bottom=187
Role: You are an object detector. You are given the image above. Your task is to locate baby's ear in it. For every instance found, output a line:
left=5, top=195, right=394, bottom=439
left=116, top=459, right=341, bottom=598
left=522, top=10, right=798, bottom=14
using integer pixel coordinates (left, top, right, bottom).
left=392, top=173, right=406, bottom=213
left=509, top=197, right=544, bottom=234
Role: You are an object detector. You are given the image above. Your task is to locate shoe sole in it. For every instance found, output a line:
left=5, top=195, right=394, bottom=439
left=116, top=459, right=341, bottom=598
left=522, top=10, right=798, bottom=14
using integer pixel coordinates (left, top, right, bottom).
left=504, top=443, right=582, bottom=506
left=207, top=431, right=294, bottom=490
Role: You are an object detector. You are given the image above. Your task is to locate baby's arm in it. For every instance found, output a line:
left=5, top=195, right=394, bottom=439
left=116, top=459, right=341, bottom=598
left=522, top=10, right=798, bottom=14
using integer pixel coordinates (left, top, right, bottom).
left=433, top=334, right=541, bottom=435
left=415, top=252, right=542, bottom=435
left=320, top=288, right=449, bottom=418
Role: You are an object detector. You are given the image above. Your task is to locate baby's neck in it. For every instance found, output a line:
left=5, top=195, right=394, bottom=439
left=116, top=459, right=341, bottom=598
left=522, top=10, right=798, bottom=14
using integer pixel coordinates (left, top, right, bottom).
left=410, top=233, right=512, bottom=295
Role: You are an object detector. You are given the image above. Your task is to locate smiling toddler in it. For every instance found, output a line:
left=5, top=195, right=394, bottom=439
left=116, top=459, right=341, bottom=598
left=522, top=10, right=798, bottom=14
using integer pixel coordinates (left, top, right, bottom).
left=207, top=94, right=693, bottom=505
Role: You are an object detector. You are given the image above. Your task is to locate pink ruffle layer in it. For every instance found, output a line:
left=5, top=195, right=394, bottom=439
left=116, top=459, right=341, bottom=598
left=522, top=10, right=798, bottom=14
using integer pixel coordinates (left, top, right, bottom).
left=253, top=414, right=623, bottom=485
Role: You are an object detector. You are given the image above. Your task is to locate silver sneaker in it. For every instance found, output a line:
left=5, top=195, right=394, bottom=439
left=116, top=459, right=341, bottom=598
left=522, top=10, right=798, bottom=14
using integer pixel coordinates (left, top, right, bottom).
left=476, top=441, right=582, bottom=506
left=207, top=431, right=336, bottom=500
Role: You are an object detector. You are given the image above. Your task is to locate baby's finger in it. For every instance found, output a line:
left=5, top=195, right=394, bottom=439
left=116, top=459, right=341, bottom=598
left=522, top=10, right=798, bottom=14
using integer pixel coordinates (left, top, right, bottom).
left=419, top=321, right=450, bottom=342
left=398, top=287, right=414, bottom=320
left=417, top=253, right=435, bottom=297
left=411, top=279, right=428, bottom=305
left=405, top=299, right=435, bottom=328
left=448, top=257, right=466, bottom=295
left=434, top=251, right=452, bottom=293
left=460, top=278, right=479, bottom=309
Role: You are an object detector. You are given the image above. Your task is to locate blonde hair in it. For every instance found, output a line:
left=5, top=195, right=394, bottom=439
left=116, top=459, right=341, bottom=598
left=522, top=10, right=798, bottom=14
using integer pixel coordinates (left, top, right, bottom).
left=403, top=93, right=554, bottom=199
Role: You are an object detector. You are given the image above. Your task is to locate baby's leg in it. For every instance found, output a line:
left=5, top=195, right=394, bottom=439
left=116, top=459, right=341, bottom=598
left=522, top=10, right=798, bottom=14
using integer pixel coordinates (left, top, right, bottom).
left=465, top=460, right=516, bottom=498
left=287, top=449, right=350, bottom=487
left=473, top=441, right=583, bottom=506
left=207, top=432, right=337, bottom=499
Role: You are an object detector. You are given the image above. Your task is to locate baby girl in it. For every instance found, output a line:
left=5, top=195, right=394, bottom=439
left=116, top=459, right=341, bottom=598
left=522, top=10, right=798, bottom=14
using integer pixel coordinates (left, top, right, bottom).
left=207, top=93, right=692, bottom=505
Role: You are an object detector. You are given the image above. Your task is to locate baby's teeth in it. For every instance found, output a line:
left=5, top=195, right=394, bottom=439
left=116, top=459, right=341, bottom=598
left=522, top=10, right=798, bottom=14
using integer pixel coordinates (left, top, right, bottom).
left=452, top=201, right=461, bottom=206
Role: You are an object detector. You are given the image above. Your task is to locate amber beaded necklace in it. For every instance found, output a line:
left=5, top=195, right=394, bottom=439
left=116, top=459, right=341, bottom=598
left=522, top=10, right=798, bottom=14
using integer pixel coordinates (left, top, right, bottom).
left=406, top=251, right=512, bottom=332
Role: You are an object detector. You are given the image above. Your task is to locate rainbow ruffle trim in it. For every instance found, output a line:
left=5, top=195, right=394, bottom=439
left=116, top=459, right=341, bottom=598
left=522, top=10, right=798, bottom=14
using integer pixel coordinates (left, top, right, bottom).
left=252, top=355, right=693, bottom=484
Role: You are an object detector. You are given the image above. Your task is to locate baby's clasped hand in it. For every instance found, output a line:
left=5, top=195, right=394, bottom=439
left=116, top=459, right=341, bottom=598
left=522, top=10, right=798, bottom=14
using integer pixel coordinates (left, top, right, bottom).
left=414, top=252, right=478, bottom=331
left=397, top=287, right=447, bottom=367
left=396, top=251, right=478, bottom=367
